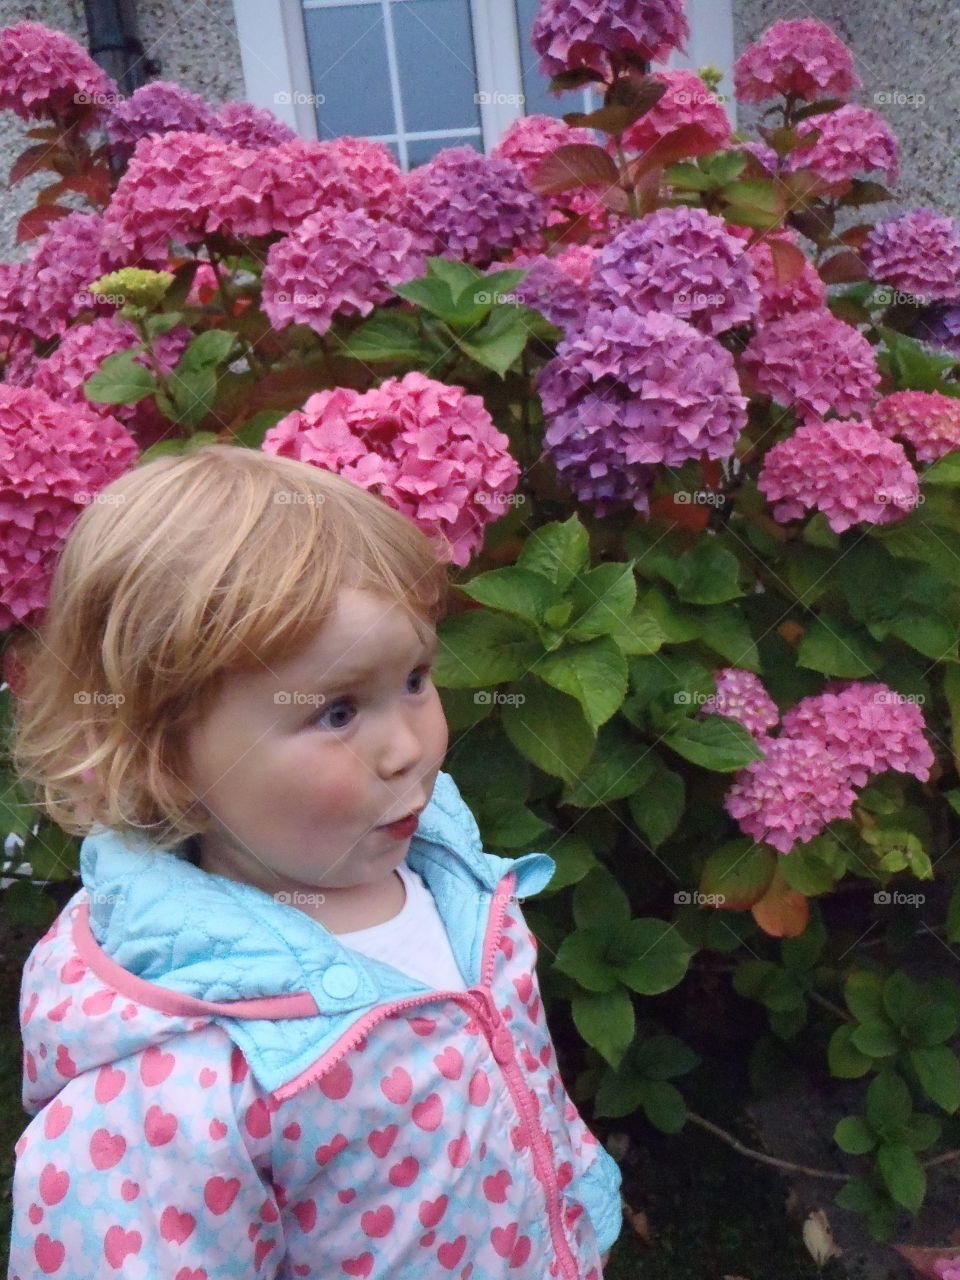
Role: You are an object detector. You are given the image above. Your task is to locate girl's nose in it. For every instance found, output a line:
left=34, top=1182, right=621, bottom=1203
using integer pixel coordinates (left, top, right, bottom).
left=377, top=707, right=425, bottom=777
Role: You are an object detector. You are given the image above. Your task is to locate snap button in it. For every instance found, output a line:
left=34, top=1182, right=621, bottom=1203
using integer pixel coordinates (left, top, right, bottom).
left=321, top=963, right=359, bottom=999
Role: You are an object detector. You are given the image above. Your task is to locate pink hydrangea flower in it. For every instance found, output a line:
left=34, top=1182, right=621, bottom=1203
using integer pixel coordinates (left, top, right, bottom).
left=934, top=1260, right=960, bottom=1280
left=592, top=206, right=761, bottom=337
left=620, top=69, right=731, bottom=157
left=262, top=373, right=520, bottom=567
left=532, top=0, right=689, bottom=80
left=212, top=101, right=297, bottom=148
left=734, top=18, right=861, bottom=104
left=779, top=680, right=934, bottom=787
left=702, top=668, right=780, bottom=738
left=739, top=139, right=779, bottom=173
left=789, top=105, right=899, bottom=187
left=102, top=132, right=364, bottom=260
left=262, top=206, right=426, bottom=337
left=725, top=735, right=859, bottom=854
left=19, top=211, right=116, bottom=341
left=0, top=19, right=117, bottom=124
left=872, top=390, right=960, bottom=462
left=864, top=209, right=960, bottom=304
left=405, top=146, right=546, bottom=267
left=321, top=136, right=425, bottom=238
left=538, top=306, right=748, bottom=515
left=492, top=114, right=594, bottom=183
left=16, top=316, right=190, bottom=450
left=105, top=80, right=216, bottom=146
left=742, top=309, right=880, bottom=421
left=0, top=384, right=138, bottom=629
left=758, top=417, right=919, bottom=532
left=0, top=260, right=30, bottom=343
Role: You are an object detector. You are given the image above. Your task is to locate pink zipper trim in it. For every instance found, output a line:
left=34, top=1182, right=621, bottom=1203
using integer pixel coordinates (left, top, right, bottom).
left=272, top=873, right=581, bottom=1279
left=72, top=900, right=320, bottom=1020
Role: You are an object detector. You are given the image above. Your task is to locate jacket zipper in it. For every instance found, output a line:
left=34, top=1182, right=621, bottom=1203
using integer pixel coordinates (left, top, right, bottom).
left=273, top=873, right=581, bottom=1278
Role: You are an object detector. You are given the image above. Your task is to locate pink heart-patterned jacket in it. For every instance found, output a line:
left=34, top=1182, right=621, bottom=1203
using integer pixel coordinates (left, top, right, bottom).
left=9, top=770, right=622, bottom=1279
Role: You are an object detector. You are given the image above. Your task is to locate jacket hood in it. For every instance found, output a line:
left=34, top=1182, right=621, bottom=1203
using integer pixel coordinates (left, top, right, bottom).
left=20, top=770, right=555, bottom=1107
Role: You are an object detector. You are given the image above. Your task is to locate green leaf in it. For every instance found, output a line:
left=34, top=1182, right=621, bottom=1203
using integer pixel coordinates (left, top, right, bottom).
left=566, top=562, right=637, bottom=641
left=922, top=450, right=960, bottom=486
left=844, top=970, right=886, bottom=1023
left=537, top=835, right=597, bottom=893
left=827, top=1024, right=874, bottom=1078
left=434, top=611, right=541, bottom=688
left=606, top=604, right=666, bottom=657
left=611, top=918, right=694, bottom=995
left=780, top=909, right=826, bottom=971
left=866, top=1070, right=913, bottom=1140
left=876, top=1142, right=925, bottom=1213
left=0, top=774, right=39, bottom=838
left=458, top=306, right=536, bottom=376
left=778, top=835, right=843, bottom=895
left=175, top=328, right=236, bottom=373
left=571, top=986, right=635, bottom=1068
left=886, top=611, right=958, bottom=661
left=502, top=676, right=596, bottom=782
left=3, top=880, right=58, bottom=927
left=905, top=1113, right=941, bottom=1151
left=673, top=541, right=745, bottom=605
left=535, top=637, right=628, bottom=732
left=21, top=820, right=80, bottom=882
left=637, top=1079, right=688, bottom=1133
left=797, top=612, right=885, bottom=677
left=909, top=1045, right=960, bottom=1113
left=83, top=348, right=154, bottom=405
left=554, top=929, right=622, bottom=993
left=339, top=312, right=439, bottom=363
left=733, top=960, right=805, bottom=1012
left=516, top=517, right=590, bottom=591
left=661, top=714, right=765, bottom=772
left=834, top=1116, right=877, bottom=1155
left=459, top=566, right=563, bottom=628
left=850, top=1020, right=901, bottom=1058
left=573, top=866, right=631, bottom=931
left=693, top=605, right=760, bottom=670
left=700, top=839, right=777, bottom=910
left=561, top=720, right=655, bottom=807
left=391, top=274, right=458, bottom=317
left=627, top=756, right=684, bottom=848
left=633, top=1033, right=698, bottom=1080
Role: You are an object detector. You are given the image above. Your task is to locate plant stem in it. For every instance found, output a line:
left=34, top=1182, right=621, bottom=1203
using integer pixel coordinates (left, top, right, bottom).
left=614, top=136, right=641, bottom=219
left=686, top=1110, right=849, bottom=1180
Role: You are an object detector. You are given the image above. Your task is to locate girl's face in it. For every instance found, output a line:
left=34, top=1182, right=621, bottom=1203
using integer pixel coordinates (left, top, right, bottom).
left=181, top=587, right=449, bottom=913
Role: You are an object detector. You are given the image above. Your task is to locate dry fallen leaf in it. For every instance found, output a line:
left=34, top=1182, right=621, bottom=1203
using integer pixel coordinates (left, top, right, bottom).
left=803, top=1209, right=843, bottom=1268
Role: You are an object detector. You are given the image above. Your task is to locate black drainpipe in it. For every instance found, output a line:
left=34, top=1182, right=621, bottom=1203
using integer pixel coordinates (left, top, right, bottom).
left=82, top=0, right=160, bottom=96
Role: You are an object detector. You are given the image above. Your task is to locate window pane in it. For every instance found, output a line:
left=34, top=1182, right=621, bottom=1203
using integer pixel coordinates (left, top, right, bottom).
left=302, top=4, right=395, bottom=138
left=406, top=133, right=482, bottom=168
left=392, top=0, right=481, bottom=134
left=513, top=0, right=600, bottom=119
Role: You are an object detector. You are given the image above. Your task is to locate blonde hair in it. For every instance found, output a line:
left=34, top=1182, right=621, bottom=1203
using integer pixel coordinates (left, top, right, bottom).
left=10, top=443, right=451, bottom=850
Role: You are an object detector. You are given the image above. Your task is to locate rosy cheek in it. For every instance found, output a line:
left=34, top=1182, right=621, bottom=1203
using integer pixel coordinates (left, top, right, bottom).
left=313, top=773, right=365, bottom=817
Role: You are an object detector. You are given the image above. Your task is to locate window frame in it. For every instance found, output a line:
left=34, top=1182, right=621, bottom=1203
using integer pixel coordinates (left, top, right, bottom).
left=230, top=0, right=736, bottom=158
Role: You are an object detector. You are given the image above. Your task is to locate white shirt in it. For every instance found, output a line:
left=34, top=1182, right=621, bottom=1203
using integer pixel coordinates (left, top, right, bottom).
left=334, top=861, right=468, bottom=991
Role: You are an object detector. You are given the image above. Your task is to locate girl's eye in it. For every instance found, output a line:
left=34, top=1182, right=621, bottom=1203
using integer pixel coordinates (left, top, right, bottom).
left=313, top=697, right=357, bottom=731
left=407, top=664, right=433, bottom=695
left=310, top=666, right=432, bottom=731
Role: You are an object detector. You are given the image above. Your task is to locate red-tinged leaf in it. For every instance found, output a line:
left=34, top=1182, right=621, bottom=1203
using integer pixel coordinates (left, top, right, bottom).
left=819, top=250, right=869, bottom=284
left=627, top=124, right=722, bottom=180
left=751, top=864, right=809, bottom=938
left=648, top=493, right=710, bottom=531
left=892, top=1244, right=960, bottom=1279
left=25, top=125, right=61, bottom=141
left=9, top=143, right=61, bottom=185
left=564, top=105, right=642, bottom=135
left=15, top=204, right=72, bottom=243
left=548, top=68, right=608, bottom=92
left=35, top=172, right=112, bottom=208
left=529, top=144, right=619, bottom=195
left=700, top=841, right=777, bottom=910
left=778, top=169, right=837, bottom=206
left=838, top=223, right=874, bottom=250
left=767, top=239, right=808, bottom=286
left=596, top=185, right=630, bottom=213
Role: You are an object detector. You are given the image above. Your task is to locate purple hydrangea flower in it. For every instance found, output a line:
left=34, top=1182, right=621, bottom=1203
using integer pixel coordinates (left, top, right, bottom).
left=212, top=101, right=297, bottom=148
left=405, top=146, right=546, bottom=267
left=538, top=306, right=748, bottom=515
left=532, top=0, right=689, bottom=80
left=105, top=81, right=217, bottom=146
left=864, top=209, right=960, bottom=304
left=591, top=206, right=761, bottom=337
left=701, top=668, right=780, bottom=738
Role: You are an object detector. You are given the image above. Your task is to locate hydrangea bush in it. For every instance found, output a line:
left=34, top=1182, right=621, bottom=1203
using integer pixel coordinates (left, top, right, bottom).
left=3, top=6, right=960, bottom=1262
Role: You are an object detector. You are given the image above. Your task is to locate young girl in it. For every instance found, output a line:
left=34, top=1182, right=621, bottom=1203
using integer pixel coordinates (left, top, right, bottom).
left=8, top=444, right=622, bottom=1280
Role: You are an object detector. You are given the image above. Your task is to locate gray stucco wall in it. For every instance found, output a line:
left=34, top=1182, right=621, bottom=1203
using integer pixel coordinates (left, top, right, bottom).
left=0, top=0, right=244, bottom=258
left=733, top=0, right=960, bottom=221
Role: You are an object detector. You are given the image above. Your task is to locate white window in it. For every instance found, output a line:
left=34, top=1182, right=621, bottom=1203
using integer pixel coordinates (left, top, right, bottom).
left=232, top=0, right=735, bottom=168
